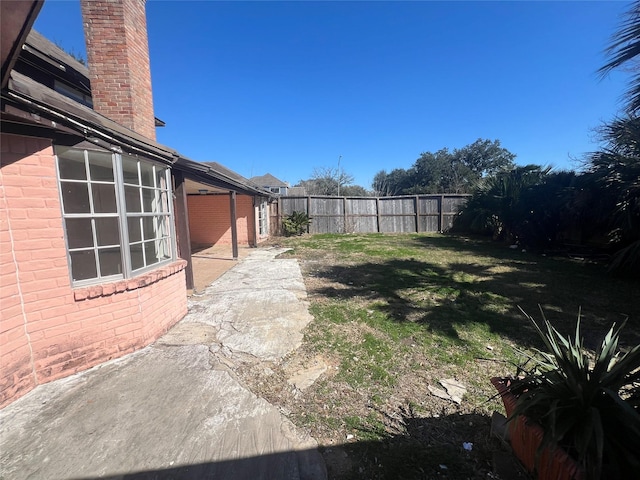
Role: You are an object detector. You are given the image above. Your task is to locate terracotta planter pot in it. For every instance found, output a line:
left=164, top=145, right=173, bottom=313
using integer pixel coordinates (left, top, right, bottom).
left=491, top=377, right=586, bottom=480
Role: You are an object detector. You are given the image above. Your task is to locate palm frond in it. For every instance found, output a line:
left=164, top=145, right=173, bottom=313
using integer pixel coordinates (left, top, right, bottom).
left=599, top=1, right=640, bottom=114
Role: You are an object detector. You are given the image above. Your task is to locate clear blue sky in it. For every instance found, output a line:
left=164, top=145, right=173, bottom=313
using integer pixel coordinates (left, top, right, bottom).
left=34, top=1, right=631, bottom=189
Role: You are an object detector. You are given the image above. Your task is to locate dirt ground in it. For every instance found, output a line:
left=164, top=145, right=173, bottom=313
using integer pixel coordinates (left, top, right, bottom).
left=189, top=244, right=253, bottom=293
left=188, top=242, right=524, bottom=479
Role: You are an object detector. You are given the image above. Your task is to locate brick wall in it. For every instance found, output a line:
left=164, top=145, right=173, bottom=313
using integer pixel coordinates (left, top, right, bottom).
left=0, top=133, right=187, bottom=408
left=81, top=0, right=156, bottom=140
left=188, top=194, right=256, bottom=247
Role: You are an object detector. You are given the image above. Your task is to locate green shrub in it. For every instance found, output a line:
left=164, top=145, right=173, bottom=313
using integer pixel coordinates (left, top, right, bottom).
left=282, top=211, right=311, bottom=236
left=507, top=307, right=640, bottom=479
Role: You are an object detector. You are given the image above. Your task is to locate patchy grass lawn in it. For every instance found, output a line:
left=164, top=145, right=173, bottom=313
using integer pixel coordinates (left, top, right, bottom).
left=243, top=233, right=639, bottom=479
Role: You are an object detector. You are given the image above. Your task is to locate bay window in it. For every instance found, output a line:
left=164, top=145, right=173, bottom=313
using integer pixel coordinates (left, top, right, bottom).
left=56, top=145, right=175, bottom=286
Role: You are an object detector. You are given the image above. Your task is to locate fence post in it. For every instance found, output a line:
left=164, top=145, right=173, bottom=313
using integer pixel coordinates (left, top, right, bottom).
left=439, top=194, right=445, bottom=232
left=376, top=197, right=382, bottom=233
left=307, top=196, right=311, bottom=234
left=414, top=195, right=420, bottom=233
left=343, top=197, right=347, bottom=233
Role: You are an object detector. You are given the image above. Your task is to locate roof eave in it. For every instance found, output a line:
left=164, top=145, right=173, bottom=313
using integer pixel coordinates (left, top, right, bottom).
left=1, top=1, right=44, bottom=90
left=4, top=71, right=179, bottom=165
left=175, top=157, right=274, bottom=198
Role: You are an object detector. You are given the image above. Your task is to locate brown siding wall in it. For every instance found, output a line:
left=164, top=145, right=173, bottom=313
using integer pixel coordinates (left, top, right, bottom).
left=0, top=133, right=187, bottom=408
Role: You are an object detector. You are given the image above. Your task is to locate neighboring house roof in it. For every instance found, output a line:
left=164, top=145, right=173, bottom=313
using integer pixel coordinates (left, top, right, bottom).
left=2, top=30, right=272, bottom=199
left=250, top=173, right=288, bottom=188
left=287, top=186, right=308, bottom=196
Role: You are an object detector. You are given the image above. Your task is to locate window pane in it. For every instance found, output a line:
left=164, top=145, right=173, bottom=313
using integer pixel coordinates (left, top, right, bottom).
left=156, top=168, right=168, bottom=190
left=157, top=215, right=170, bottom=238
left=159, top=190, right=170, bottom=213
left=156, top=238, right=171, bottom=261
left=141, top=188, right=157, bottom=212
left=128, top=217, right=142, bottom=242
left=144, top=240, right=159, bottom=266
left=130, top=243, right=144, bottom=270
left=122, top=157, right=139, bottom=185
left=98, top=247, right=122, bottom=276
left=142, top=216, right=156, bottom=241
left=61, top=182, right=90, bottom=213
left=140, top=162, right=154, bottom=187
left=125, top=186, right=142, bottom=212
left=95, top=217, right=120, bottom=246
left=88, top=152, right=114, bottom=182
left=58, top=149, right=86, bottom=180
left=92, top=183, right=117, bottom=213
left=70, top=250, right=97, bottom=281
left=65, top=218, right=93, bottom=249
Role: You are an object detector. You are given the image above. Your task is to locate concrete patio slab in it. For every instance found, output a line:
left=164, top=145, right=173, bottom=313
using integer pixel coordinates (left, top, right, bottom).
left=0, top=247, right=326, bottom=480
left=182, top=248, right=313, bottom=362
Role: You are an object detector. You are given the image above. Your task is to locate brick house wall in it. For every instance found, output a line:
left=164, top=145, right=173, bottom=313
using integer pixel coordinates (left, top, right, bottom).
left=187, top=194, right=257, bottom=247
left=0, top=133, right=187, bottom=407
left=81, top=0, right=156, bottom=140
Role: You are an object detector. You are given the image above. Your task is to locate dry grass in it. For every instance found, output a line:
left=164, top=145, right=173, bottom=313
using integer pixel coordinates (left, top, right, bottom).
left=239, top=233, right=639, bottom=479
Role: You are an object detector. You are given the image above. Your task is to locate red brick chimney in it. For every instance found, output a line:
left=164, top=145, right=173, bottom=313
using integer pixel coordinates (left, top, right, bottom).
left=80, top=0, right=156, bottom=140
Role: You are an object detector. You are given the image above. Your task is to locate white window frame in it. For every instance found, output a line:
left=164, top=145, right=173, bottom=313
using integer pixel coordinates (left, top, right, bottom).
left=55, top=145, right=177, bottom=287
left=258, top=200, right=269, bottom=236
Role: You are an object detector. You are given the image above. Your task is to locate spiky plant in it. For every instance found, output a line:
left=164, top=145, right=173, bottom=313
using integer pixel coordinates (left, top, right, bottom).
left=508, top=307, right=640, bottom=479
left=282, top=211, right=311, bottom=236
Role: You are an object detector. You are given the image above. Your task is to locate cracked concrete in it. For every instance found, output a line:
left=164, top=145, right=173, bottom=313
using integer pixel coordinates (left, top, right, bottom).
left=0, top=247, right=326, bottom=480
left=179, top=249, right=313, bottom=362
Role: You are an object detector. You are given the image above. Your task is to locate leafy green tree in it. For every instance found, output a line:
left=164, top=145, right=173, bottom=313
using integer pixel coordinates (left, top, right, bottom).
left=456, top=138, right=517, bottom=178
left=339, top=185, right=370, bottom=197
left=372, top=168, right=413, bottom=196
left=412, top=148, right=464, bottom=193
left=372, top=139, right=516, bottom=195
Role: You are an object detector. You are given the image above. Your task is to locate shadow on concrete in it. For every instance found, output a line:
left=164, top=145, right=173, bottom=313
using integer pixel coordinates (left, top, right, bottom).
left=73, top=448, right=324, bottom=480
left=72, top=410, right=522, bottom=480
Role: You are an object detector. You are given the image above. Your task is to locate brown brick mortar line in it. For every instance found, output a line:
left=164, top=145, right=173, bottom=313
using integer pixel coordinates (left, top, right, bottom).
left=73, top=259, right=188, bottom=301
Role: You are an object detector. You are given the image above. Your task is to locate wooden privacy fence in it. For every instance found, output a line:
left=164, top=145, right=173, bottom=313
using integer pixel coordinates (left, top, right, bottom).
left=272, top=194, right=469, bottom=235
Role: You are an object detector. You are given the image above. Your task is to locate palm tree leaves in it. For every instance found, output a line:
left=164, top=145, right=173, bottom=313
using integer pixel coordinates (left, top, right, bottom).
left=587, top=116, right=640, bottom=275
left=592, top=1, right=640, bottom=276
left=599, top=1, right=640, bottom=115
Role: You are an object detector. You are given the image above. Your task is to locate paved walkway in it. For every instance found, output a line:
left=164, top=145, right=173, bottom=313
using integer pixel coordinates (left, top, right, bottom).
left=0, top=248, right=326, bottom=480
left=190, top=244, right=253, bottom=293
